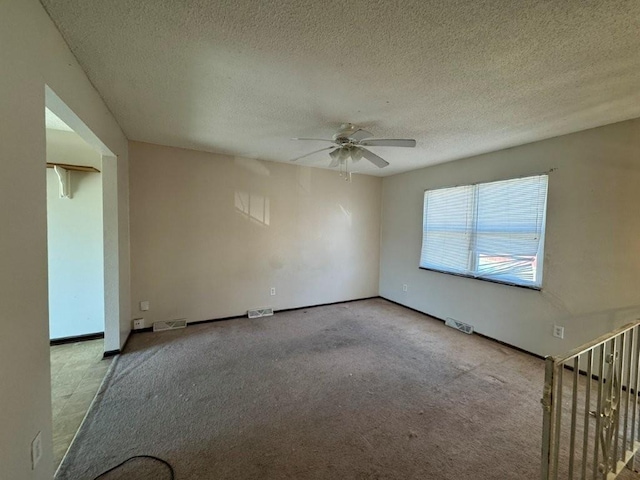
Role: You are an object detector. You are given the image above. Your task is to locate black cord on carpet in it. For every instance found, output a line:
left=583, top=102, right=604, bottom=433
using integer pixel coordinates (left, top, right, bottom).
left=93, top=455, right=175, bottom=479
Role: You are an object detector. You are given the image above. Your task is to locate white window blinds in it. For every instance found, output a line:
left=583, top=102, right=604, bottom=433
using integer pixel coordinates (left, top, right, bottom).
left=420, top=174, right=548, bottom=288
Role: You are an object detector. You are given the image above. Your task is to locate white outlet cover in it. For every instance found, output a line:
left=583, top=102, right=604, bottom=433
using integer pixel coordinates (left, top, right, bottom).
left=402, top=284, right=408, bottom=292
left=270, top=288, right=276, bottom=296
left=31, top=431, right=42, bottom=469
left=553, top=325, right=565, bottom=339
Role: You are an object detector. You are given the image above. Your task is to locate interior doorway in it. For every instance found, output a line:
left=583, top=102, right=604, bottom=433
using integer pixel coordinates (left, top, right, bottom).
left=45, top=86, right=120, bottom=351
left=46, top=111, right=105, bottom=342
left=45, top=86, right=121, bottom=470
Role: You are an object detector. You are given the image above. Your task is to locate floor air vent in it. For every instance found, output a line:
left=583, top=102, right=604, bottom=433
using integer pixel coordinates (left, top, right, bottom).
left=153, top=319, right=187, bottom=332
left=248, top=307, right=274, bottom=319
left=445, top=318, right=474, bottom=335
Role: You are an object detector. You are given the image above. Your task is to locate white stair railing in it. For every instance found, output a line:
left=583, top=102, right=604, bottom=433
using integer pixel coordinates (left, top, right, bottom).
left=541, top=321, right=640, bottom=480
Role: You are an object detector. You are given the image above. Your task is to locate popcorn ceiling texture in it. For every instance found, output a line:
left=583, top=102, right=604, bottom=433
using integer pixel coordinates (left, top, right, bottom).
left=41, top=0, right=640, bottom=176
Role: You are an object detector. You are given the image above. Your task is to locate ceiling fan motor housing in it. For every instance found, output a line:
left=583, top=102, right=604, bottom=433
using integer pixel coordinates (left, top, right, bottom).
left=333, top=123, right=360, bottom=143
left=333, top=135, right=353, bottom=145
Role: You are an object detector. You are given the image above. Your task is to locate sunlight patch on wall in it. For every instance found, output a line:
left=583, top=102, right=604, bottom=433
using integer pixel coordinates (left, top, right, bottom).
left=339, top=204, right=352, bottom=227
left=235, top=191, right=270, bottom=226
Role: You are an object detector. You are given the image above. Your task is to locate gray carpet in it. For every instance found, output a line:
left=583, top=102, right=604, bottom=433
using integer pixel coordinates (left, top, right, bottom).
left=57, top=298, right=547, bottom=479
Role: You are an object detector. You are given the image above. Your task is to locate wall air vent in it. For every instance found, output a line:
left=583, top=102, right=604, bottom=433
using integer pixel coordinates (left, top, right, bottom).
left=248, top=307, right=274, bottom=319
left=445, top=318, right=474, bottom=335
left=153, top=319, right=187, bottom=332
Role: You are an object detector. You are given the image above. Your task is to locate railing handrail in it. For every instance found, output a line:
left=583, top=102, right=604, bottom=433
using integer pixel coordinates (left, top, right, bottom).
left=548, top=320, right=640, bottom=365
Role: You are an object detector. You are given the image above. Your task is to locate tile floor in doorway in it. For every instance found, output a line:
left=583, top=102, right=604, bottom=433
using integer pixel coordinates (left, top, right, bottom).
left=50, top=338, right=112, bottom=470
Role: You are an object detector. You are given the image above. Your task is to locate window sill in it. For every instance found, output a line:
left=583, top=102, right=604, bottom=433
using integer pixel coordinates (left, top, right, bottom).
left=418, top=267, right=542, bottom=291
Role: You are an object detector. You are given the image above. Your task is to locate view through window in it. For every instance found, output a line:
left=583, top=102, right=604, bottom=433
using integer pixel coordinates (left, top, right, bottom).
left=420, top=174, right=549, bottom=288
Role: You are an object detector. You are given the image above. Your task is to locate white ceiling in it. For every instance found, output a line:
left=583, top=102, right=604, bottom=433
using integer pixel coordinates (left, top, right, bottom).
left=41, top=0, right=640, bottom=176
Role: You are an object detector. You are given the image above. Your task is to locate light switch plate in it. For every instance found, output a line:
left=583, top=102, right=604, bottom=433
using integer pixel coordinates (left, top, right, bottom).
left=140, top=301, right=149, bottom=311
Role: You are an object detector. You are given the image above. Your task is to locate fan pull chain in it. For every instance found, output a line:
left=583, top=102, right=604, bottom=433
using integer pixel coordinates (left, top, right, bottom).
left=342, top=158, right=352, bottom=182
left=337, top=158, right=352, bottom=182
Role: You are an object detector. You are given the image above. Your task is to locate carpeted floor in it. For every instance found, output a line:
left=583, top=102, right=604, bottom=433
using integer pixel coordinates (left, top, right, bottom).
left=56, top=298, right=561, bottom=479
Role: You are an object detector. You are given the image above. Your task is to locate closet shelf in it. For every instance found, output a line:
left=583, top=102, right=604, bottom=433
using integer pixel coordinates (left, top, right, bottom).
left=47, top=162, right=100, bottom=173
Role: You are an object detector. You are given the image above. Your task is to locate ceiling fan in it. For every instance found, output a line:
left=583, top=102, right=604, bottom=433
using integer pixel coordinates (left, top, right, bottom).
left=290, top=124, right=416, bottom=173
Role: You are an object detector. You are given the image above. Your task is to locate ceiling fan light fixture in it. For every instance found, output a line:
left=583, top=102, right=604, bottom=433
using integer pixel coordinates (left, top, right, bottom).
left=351, top=146, right=363, bottom=162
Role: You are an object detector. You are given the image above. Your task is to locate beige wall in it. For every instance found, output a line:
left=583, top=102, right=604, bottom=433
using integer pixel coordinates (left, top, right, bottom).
left=0, top=1, right=129, bottom=478
left=130, top=141, right=381, bottom=325
left=380, top=118, right=640, bottom=357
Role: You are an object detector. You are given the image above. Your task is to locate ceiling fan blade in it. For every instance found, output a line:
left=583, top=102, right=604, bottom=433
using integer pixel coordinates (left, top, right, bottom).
left=349, top=129, right=374, bottom=142
left=291, top=137, right=335, bottom=143
left=359, top=138, right=416, bottom=148
left=290, top=146, right=336, bottom=162
left=358, top=147, right=389, bottom=168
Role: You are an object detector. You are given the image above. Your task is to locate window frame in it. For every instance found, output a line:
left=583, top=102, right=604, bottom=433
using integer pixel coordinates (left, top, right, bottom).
left=419, top=174, right=549, bottom=291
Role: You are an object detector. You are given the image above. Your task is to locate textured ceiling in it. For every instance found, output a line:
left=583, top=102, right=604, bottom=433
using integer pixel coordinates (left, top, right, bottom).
left=41, top=0, right=640, bottom=176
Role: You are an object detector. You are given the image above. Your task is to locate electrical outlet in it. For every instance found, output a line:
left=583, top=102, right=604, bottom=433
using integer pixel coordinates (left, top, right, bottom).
left=402, top=284, right=408, bottom=292
left=553, top=325, right=565, bottom=339
left=270, top=287, right=276, bottom=296
left=31, top=431, right=42, bottom=470
left=140, top=301, right=149, bottom=311
left=133, top=318, right=144, bottom=330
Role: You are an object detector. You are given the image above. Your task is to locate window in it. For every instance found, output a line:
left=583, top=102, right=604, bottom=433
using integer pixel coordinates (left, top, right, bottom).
left=420, top=174, right=548, bottom=288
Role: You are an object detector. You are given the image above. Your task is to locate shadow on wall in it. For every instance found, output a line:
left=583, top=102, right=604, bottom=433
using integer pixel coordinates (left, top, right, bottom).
left=297, top=166, right=312, bottom=193
left=234, top=157, right=271, bottom=177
